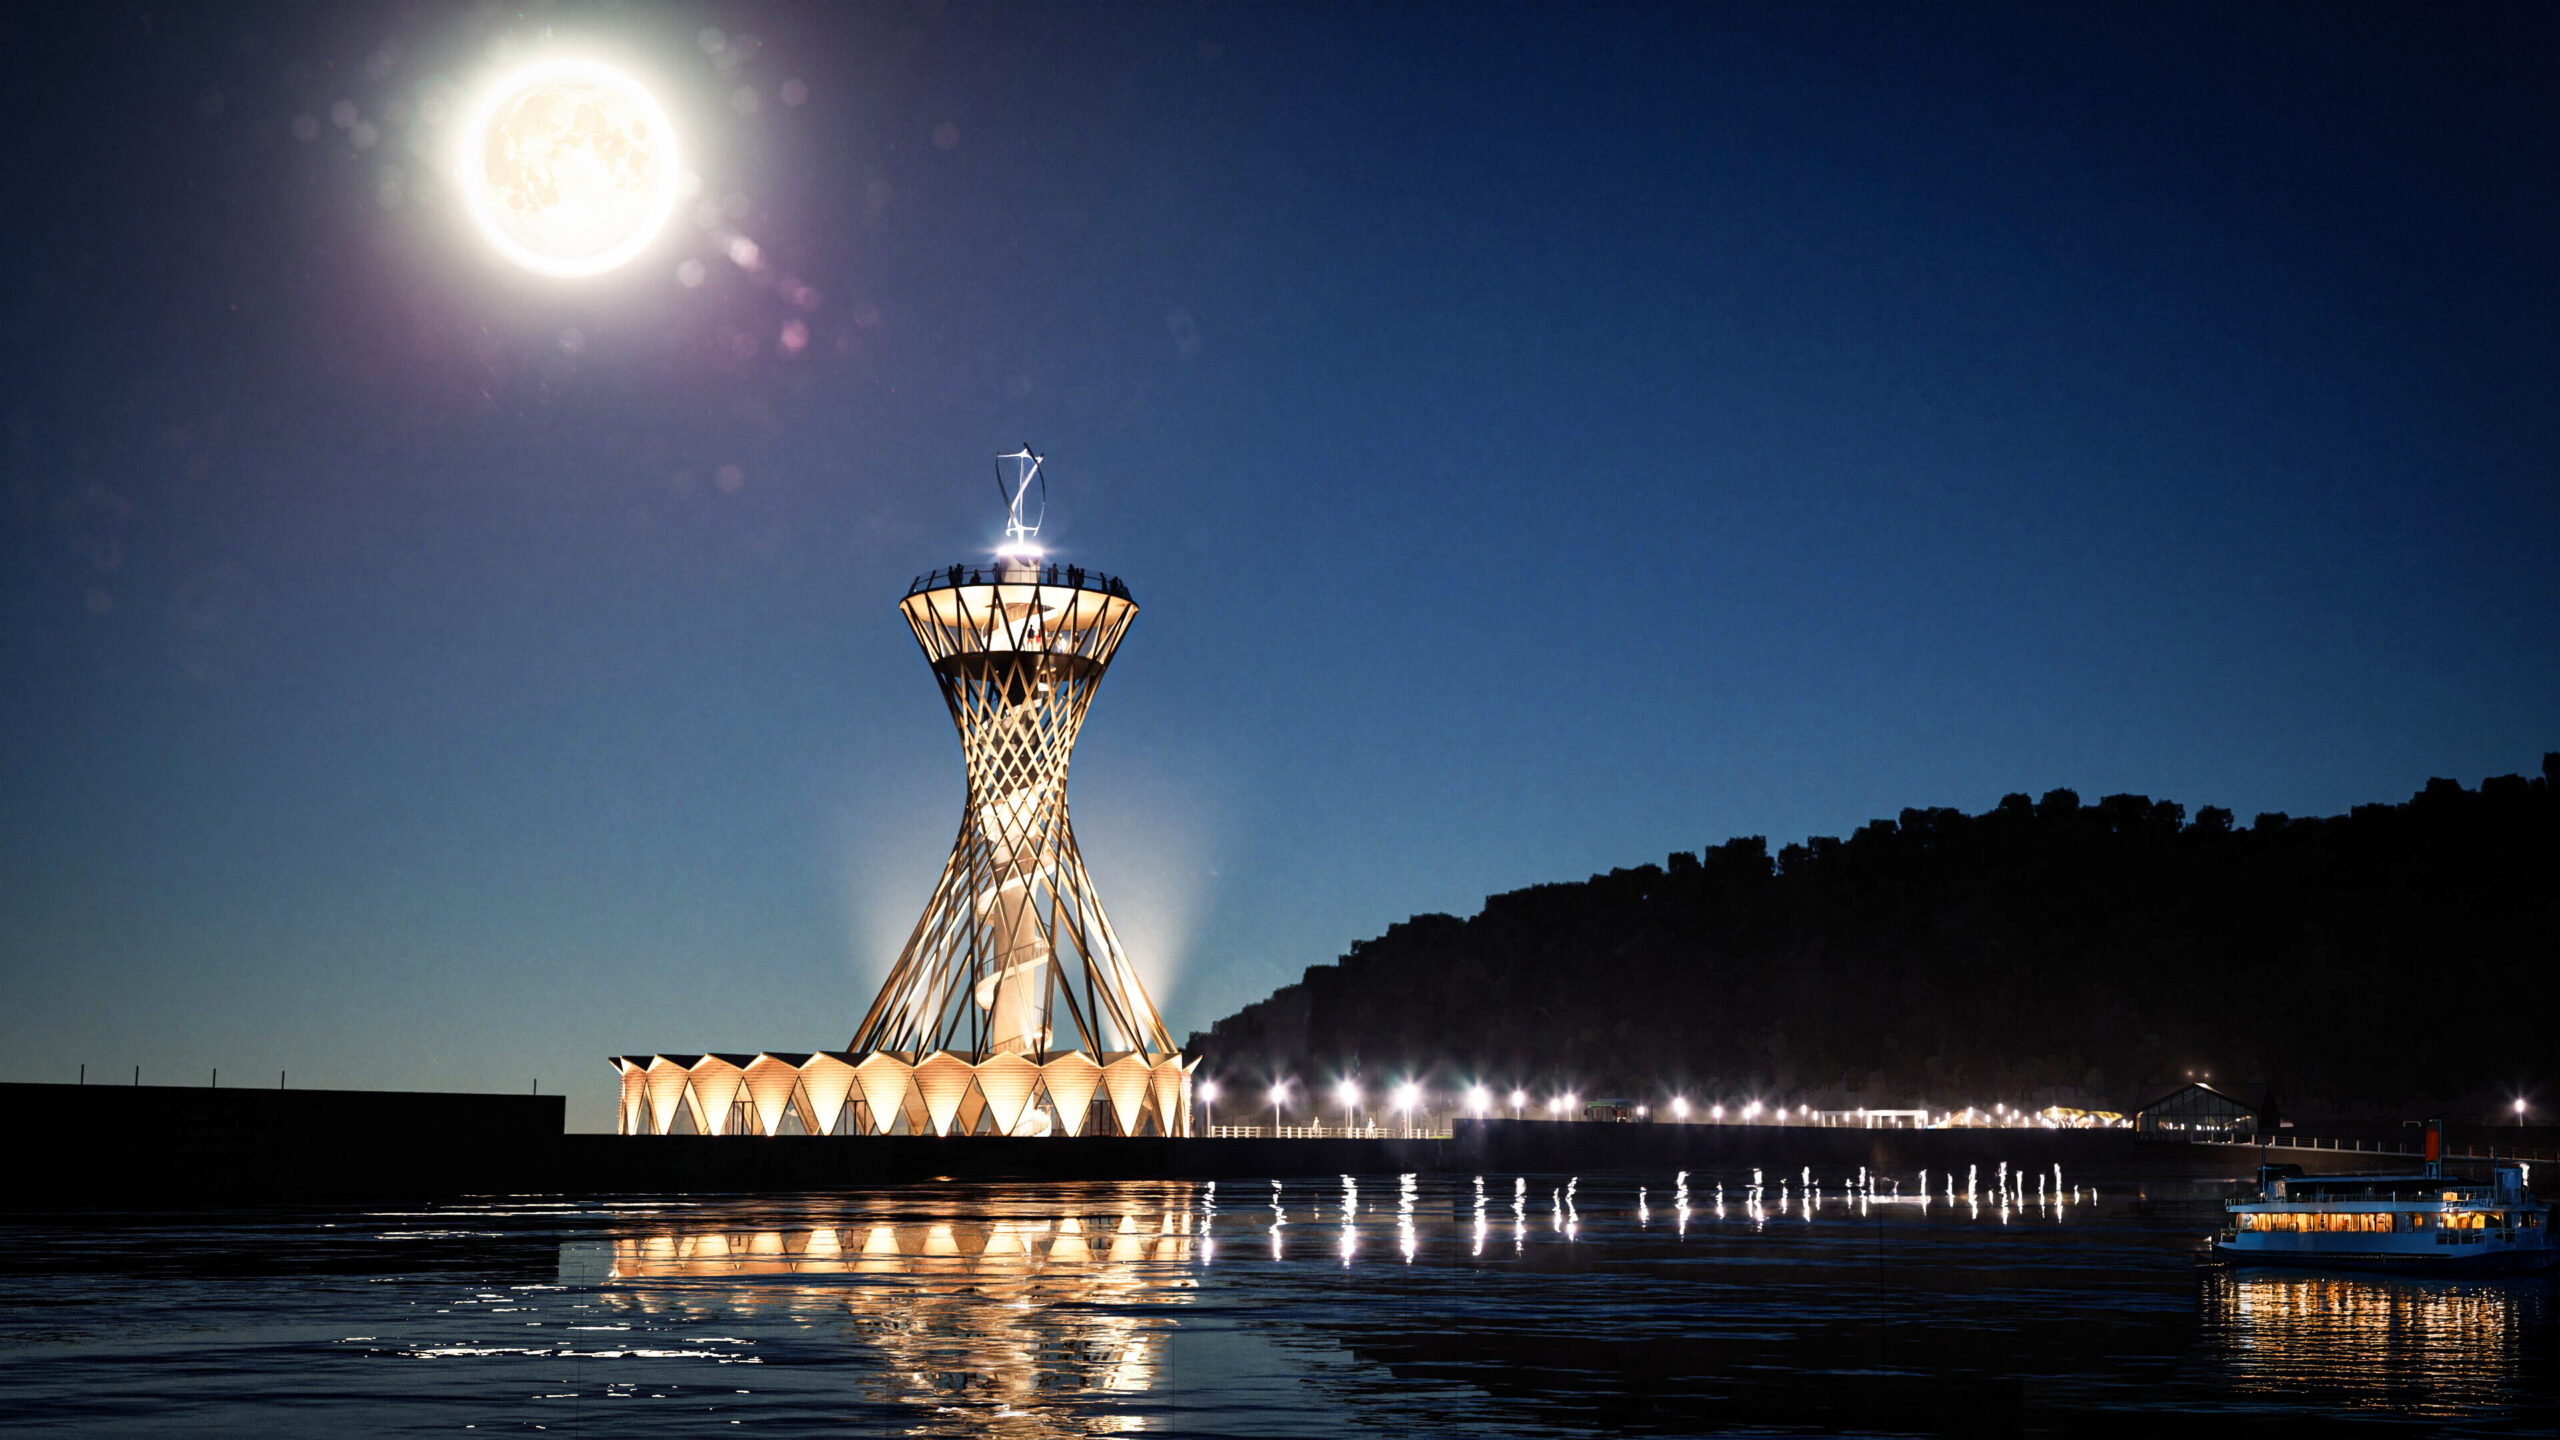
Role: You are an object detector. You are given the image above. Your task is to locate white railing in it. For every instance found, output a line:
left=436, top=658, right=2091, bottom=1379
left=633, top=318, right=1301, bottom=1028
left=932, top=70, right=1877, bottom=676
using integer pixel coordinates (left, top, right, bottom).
left=1203, top=1124, right=1453, bottom=1140
left=2199, top=1134, right=2557, bottom=1163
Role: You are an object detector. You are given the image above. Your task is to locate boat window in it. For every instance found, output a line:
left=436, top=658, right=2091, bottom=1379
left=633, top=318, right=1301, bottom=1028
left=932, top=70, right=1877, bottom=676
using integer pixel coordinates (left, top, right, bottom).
left=2246, top=1212, right=2400, bottom=1233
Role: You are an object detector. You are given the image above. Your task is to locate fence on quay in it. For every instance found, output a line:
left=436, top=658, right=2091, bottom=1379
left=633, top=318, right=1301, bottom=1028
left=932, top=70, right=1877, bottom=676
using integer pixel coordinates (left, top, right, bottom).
left=1207, top=1122, right=1455, bottom=1140
left=2198, top=1132, right=2556, bottom=1164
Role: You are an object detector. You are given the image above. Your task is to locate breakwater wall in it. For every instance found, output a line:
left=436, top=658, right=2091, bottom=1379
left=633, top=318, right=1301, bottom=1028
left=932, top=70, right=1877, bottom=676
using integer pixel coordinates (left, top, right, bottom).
left=558, top=1122, right=2531, bottom=1199
left=560, top=1131, right=1455, bottom=1190
left=8, top=1082, right=2534, bottom=1212
left=552, top=1123, right=2283, bottom=1194
left=6, top=1081, right=563, bottom=1211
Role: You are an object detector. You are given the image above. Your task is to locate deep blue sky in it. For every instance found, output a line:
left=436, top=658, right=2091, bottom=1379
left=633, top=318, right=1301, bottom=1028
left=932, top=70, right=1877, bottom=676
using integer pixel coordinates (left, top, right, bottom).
left=3, top=3, right=2553, bottom=1130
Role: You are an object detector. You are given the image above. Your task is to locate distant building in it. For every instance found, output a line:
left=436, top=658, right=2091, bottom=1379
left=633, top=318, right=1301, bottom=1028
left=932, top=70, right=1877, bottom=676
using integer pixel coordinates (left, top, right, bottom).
left=2133, top=1081, right=2257, bottom=1141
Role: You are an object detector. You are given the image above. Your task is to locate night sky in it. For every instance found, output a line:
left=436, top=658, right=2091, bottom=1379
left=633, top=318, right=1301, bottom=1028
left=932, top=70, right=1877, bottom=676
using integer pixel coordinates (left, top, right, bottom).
left=3, top=3, right=2552, bottom=1131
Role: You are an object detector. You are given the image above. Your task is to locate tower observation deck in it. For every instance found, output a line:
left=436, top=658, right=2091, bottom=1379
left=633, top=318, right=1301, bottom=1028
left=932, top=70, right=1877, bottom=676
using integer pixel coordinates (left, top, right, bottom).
left=610, top=448, right=1194, bottom=1139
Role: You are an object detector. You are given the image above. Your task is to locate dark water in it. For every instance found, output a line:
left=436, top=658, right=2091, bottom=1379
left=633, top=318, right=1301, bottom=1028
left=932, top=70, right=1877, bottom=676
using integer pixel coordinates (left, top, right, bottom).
left=0, top=1169, right=2551, bottom=1437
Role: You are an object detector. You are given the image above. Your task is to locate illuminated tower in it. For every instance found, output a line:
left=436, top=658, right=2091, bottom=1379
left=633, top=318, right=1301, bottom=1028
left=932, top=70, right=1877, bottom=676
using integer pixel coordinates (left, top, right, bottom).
left=852, top=448, right=1175, bottom=1063
left=609, top=448, right=1194, bottom=1140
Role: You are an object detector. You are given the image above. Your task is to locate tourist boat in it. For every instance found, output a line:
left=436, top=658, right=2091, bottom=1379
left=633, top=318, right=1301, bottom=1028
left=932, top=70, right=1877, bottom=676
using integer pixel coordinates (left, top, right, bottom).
left=2210, top=1123, right=2551, bottom=1273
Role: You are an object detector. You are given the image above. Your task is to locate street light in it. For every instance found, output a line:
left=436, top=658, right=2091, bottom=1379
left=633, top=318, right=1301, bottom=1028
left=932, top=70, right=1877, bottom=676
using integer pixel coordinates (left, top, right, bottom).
left=1394, top=1080, right=1420, bottom=1136
left=1710, top=1102, right=1724, bottom=1122
left=1270, top=1077, right=1291, bottom=1134
left=1510, top=1088, right=1526, bottom=1120
left=1336, top=1078, right=1361, bottom=1135
left=2520, top=1097, right=2530, bottom=1128
left=1198, top=1078, right=1219, bottom=1131
left=1671, top=1096, right=1689, bottom=1121
left=1467, top=1084, right=1490, bottom=1118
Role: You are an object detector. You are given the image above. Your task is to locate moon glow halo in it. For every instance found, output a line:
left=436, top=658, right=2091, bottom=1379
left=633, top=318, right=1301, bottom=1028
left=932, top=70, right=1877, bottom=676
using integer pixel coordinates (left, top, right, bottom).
left=457, top=60, right=680, bottom=278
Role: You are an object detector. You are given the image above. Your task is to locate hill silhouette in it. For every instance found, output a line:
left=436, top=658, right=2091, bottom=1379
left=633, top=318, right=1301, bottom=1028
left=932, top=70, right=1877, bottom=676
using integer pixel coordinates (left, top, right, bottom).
left=1186, top=757, right=2558, bottom=1119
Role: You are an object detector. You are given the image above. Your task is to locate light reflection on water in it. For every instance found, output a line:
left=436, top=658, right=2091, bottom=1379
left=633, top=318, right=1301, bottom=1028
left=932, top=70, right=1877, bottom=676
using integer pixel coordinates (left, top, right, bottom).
left=598, top=1201, right=1201, bottom=1434
left=0, top=1174, right=2548, bottom=1436
left=2206, top=1270, right=2540, bottom=1420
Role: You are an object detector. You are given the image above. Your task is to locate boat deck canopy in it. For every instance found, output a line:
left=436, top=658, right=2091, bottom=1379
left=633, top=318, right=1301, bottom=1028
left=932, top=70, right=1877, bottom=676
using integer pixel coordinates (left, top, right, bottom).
left=2260, top=1176, right=2485, bottom=1201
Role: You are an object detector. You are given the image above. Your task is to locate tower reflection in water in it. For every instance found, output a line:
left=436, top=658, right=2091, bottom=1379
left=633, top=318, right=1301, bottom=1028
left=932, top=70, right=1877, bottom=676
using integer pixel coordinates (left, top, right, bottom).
left=601, top=1191, right=1201, bottom=1433
left=2204, top=1271, right=2546, bottom=1419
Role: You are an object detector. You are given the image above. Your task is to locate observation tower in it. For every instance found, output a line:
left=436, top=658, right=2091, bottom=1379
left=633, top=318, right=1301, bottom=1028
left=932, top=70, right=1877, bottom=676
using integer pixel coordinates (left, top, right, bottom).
left=610, top=448, right=1194, bottom=1138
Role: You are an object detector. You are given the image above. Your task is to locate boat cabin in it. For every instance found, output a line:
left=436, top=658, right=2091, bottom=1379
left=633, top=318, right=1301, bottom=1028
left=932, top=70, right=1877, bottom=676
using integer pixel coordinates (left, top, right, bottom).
left=2219, top=1161, right=2547, bottom=1268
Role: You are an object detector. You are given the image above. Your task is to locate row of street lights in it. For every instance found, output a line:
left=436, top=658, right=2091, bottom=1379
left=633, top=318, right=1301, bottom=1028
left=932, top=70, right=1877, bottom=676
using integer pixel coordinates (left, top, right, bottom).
left=1193, top=1079, right=1825, bottom=1131
left=1192, top=1082, right=2543, bottom=1133
left=1194, top=1077, right=1434, bottom=1135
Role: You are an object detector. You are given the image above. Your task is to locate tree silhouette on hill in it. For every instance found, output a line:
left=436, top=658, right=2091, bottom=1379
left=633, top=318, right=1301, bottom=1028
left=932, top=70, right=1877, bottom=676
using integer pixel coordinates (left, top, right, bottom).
left=1187, top=756, right=2559, bottom=1116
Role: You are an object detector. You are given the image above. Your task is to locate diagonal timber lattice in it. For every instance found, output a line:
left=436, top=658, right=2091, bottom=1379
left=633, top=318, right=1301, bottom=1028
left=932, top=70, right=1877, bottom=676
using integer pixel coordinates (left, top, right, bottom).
left=849, top=555, right=1177, bottom=1062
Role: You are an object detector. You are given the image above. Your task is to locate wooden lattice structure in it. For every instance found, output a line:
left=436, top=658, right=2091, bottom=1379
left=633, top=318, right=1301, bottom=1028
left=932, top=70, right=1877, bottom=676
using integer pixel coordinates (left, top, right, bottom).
left=611, top=453, right=1194, bottom=1138
left=849, top=553, right=1177, bottom=1067
left=606, top=554, right=1194, bottom=1138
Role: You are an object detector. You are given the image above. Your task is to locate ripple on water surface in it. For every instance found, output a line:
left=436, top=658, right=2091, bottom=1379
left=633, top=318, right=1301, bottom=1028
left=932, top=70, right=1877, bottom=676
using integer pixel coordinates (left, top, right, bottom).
left=0, top=1172, right=2550, bottom=1436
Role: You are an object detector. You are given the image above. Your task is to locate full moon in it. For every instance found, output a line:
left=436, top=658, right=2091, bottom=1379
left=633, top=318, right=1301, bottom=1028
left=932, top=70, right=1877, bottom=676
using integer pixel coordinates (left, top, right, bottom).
left=458, top=60, right=680, bottom=278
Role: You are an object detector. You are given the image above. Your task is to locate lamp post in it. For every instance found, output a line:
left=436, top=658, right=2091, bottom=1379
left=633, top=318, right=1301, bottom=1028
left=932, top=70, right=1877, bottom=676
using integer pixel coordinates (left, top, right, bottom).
left=1467, top=1085, right=1490, bottom=1120
left=1672, top=1096, right=1689, bottom=1122
left=1337, top=1078, right=1361, bottom=1137
left=2520, top=1097, right=2530, bottom=1130
left=1199, top=1078, right=1219, bottom=1132
left=1395, top=1081, right=1420, bottom=1138
left=1270, top=1078, right=1290, bottom=1136
left=1510, top=1088, right=1526, bottom=1121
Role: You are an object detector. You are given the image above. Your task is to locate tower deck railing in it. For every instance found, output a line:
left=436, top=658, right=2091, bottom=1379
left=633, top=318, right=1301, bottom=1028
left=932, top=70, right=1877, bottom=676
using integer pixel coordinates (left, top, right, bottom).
left=907, top=563, right=1132, bottom=599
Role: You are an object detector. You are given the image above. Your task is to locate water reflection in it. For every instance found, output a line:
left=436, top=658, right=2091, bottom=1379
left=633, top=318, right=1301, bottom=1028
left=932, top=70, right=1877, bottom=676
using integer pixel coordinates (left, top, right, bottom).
left=602, top=1194, right=1199, bottom=1436
left=2205, top=1270, right=2546, bottom=1420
